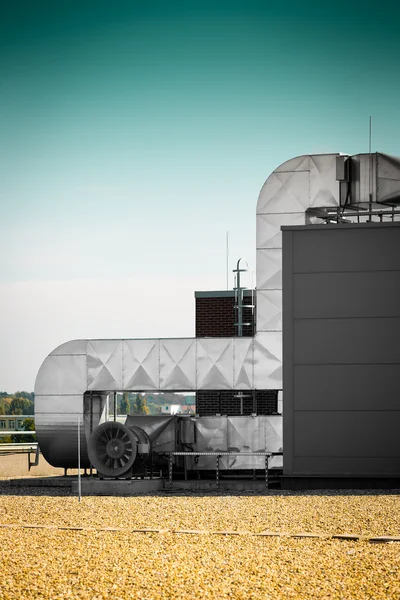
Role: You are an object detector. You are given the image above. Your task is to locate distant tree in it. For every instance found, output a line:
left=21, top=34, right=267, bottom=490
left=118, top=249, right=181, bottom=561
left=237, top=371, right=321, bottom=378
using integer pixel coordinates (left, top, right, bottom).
left=118, top=392, right=130, bottom=415
left=131, top=394, right=150, bottom=415
left=9, top=397, right=34, bottom=415
left=0, top=397, right=12, bottom=415
left=0, top=435, right=12, bottom=444
left=14, top=417, right=36, bottom=443
left=146, top=401, right=161, bottom=415
left=14, top=391, right=34, bottom=403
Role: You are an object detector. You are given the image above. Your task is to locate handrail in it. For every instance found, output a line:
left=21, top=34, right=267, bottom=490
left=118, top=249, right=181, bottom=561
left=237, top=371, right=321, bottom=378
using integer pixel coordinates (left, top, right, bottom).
left=165, top=450, right=274, bottom=490
left=0, top=431, right=36, bottom=436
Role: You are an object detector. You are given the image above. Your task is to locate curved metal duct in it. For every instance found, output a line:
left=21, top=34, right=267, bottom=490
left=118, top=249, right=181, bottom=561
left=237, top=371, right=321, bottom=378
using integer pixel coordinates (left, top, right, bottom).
left=34, top=152, right=400, bottom=468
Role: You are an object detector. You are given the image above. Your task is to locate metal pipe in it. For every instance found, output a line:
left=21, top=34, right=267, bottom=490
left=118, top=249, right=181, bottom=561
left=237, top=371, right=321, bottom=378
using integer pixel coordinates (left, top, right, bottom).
left=77, top=417, right=81, bottom=502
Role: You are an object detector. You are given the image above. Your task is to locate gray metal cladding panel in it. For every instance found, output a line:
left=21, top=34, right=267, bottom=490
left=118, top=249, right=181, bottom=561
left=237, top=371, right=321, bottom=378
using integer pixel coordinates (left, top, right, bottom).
left=294, top=365, right=400, bottom=411
left=35, top=414, right=89, bottom=468
left=191, top=416, right=282, bottom=470
left=294, top=411, right=400, bottom=459
left=293, top=226, right=400, bottom=274
left=125, top=415, right=176, bottom=453
left=35, top=395, right=83, bottom=414
left=293, top=456, right=400, bottom=476
left=294, top=317, right=400, bottom=364
left=35, top=354, right=87, bottom=395
left=293, top=271, right=400, bottom=319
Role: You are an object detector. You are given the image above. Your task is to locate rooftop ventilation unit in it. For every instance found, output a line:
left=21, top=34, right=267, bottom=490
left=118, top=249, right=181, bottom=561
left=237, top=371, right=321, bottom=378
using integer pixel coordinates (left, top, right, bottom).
left=34, top=151, right=400, bottom=472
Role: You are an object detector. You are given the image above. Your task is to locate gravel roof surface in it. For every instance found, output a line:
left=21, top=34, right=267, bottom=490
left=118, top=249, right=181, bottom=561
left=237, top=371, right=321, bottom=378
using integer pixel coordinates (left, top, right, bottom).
left=0, top=482, right=399, bottom=599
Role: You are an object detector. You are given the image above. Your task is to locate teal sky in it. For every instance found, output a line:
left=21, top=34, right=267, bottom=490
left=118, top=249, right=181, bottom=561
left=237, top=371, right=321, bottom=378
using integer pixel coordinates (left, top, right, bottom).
left=1, top=0, right=399, bottom=389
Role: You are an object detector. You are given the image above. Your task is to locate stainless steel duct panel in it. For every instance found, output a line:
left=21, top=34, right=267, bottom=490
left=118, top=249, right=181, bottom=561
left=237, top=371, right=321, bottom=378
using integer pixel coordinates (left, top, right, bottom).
left=376, top=153, right=400, bottom=206
left=342, top=153, right=400, bottom=209
left=256, top=154, right=342, bottom=388
left=35, top=340, right=89, bottom=468
left=183, top=416, right=282, bottom=471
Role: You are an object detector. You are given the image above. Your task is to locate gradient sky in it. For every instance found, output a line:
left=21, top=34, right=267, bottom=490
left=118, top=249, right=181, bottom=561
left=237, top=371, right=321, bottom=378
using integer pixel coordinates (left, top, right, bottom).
left=1, top=0, right=399, bottom=391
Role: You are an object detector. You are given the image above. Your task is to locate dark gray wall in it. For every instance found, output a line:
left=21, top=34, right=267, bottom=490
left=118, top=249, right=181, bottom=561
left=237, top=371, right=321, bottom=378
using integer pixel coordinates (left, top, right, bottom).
left=282, top=222, right=400, bottom=477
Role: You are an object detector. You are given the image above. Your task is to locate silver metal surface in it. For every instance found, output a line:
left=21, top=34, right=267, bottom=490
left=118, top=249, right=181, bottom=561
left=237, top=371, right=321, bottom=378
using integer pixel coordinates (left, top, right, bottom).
left=197, top=338, right=234, bottom=389
left=233, top=337, right=253, bottom=389
left=160, top=338, right=196, bottom=390
left=0, top=443, right=38, bottom=455
left=188, top=415, right=282, bottom=471
left=125, top=415, right=174, bottom=445
left=376, top=153, right=400, bottom=205
left=35, top=151, right=400, bottom=468
left=256, top=154, right=341, bottom=389
left=123, top=340, right=160, bottom=390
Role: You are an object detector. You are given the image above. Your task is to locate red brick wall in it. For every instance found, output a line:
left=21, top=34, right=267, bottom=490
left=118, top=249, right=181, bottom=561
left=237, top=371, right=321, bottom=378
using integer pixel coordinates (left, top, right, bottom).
left=194, top=291, right=277, bottom=416
left=195, top=294, right=255, bottom=337
left=196, top=390, right=278, bottom=417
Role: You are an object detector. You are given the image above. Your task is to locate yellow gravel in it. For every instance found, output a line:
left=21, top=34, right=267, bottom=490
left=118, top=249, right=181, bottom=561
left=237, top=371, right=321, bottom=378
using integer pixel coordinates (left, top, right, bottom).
left=0, top=491, right=399, bottom=599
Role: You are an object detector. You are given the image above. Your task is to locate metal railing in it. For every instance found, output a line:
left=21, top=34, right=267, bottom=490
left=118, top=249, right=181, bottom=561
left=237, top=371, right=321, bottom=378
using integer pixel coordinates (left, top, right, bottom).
left=0, top=442, right=40, bottom=470
left=0, top=431, right=36, bottom=436
left=166, top=451, right=274, bottom=490
left=0, top=442, right=38, bottom=454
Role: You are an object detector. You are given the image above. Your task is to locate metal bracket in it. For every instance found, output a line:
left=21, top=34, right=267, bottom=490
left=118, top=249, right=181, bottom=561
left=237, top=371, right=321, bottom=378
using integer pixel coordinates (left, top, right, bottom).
left=28, top=445, right=40, bottom=471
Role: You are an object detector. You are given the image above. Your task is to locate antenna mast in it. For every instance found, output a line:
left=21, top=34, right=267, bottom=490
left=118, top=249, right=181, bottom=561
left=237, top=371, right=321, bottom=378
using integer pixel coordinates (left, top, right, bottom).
left=226, top=231, right=229, bottom=290
left=368, top=116, right=373, bottom=220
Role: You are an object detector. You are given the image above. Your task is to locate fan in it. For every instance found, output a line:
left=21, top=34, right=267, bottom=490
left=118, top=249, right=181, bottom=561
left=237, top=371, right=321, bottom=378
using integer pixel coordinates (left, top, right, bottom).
left=88, top=421, right=137, bottom=477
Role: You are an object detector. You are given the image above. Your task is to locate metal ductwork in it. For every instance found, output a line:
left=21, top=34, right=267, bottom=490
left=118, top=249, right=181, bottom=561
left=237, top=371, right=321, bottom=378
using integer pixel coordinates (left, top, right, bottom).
left=87, top=414, right=283, bottom=479
left=88, top=421, right=139, bottom=477
left=34, top=151, right=400, bottom=470
left=336, top=152, right=400, bottom=209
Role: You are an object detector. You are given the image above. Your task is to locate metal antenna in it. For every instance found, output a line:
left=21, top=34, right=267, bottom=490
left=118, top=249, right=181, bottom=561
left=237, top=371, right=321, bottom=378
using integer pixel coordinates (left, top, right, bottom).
left=368, top=116, right=373, bottom=220
left=226, top=231, right=229, bottom=290
left=369, top=115, right=372, bottom=156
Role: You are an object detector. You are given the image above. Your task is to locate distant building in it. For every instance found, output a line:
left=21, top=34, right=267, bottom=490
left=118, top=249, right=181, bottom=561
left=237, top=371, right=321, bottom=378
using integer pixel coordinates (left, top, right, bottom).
left=0, top=415, right=34, bottom=432
left=161, top=404, right=181, bottom=415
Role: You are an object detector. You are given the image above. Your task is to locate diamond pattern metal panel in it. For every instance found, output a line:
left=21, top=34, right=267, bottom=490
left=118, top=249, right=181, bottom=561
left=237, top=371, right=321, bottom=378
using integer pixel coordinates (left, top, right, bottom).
left=256, top=290, right=282, bottom=332
left=87, top=340, right=123, bottom=391
left=256, top=212, right=305, bottom=249
left=253, top=332, right=282, bottom=389
left=228, top=416, right=264, bottom=450
left=192, top=416, right=228, bottom=469
left=35, top=354, right=87, bottom=395
left=256, top=248, right=282, bottom=290
left=233, top=338, right=253, bottom=389
left=257, top=172, right=287, bottom=214
left=189, top=416, right=283, bottom=471
left=194, top=417, right=229, bottom=451
left=196, top=338, right=234, bottom=389
left=263, top=415, right=283, bottom=453
left=123, top=340, right=160, bottom=390
left=225, top=416, right=283, bottom=469
left=160, top=338, right=196, bottom=390
left=309, top=154, right=339, bottom=208
left=257, top=170, right=310, bottom=215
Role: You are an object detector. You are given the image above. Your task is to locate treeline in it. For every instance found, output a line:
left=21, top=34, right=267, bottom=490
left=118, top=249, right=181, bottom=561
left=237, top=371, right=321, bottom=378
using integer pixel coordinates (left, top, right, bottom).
left=0, top=391, right=193, bottom=417
left=119, top=392, right=194, bottom=415
left=0, top=392, right=34, bottom=415
left=117, top=392, right=150, bottom=415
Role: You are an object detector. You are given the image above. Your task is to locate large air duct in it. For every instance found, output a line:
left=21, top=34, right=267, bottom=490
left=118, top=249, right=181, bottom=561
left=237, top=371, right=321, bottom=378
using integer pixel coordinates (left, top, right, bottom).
left=34, top=152, right=400, bottom=468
